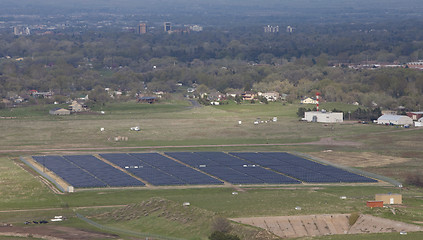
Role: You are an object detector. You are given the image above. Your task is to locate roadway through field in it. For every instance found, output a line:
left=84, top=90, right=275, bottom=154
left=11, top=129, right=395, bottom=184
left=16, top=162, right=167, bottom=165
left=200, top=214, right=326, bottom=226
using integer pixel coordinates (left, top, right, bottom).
left=0, top=205, right=128, bottom=213
left=0, top=137, right=361, bottom=154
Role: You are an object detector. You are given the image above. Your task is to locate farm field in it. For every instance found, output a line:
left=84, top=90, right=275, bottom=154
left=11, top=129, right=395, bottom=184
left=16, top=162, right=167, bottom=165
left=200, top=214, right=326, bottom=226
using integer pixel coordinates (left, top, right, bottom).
left=0, top=100, right=423, bottom=239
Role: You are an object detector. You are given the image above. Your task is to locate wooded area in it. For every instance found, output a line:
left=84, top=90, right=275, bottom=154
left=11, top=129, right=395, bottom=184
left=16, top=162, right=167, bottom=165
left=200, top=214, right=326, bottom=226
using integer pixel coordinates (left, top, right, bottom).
left=1, top=20, right=423, bottom=110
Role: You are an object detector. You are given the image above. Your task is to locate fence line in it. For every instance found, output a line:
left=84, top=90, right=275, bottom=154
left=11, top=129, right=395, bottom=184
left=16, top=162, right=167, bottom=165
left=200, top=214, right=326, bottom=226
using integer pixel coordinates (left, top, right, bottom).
left=20, top=156, right=67, bottom=192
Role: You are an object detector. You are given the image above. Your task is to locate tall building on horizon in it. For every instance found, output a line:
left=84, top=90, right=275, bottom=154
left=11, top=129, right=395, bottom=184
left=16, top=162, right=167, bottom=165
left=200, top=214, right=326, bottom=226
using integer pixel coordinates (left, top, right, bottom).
left=138, top=23, right=147, bottom=34
left=164, top=22, right=171, bottom=32
left=14, top=26, right=31, bottom=35
left=264, top=25, right=279, bottom=33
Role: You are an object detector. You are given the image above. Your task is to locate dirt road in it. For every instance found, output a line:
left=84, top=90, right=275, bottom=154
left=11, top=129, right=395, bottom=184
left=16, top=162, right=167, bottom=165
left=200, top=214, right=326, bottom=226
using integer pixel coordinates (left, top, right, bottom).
left=0, top=137, right=361, bottom=154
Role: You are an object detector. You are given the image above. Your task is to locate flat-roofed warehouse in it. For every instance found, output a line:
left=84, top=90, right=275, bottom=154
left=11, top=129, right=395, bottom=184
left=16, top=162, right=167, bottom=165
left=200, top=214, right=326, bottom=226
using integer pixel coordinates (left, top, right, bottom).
left=303, top=111, right=343, bottom=123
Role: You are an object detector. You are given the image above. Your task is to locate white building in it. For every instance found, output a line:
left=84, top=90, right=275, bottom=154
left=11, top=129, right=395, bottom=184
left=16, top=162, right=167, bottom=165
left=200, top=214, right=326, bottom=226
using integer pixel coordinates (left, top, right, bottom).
left=264, top=25, right=279, bottom=33
left=258, top=91, right=280, bottom=101
left=377, top=115, right=413, bottom=126
left=301, top=97, right=318, bottom=104
left=189, top=25, right=203, bottom=32
left=415, top=117, right=423, bottom=127
left=303, top=111, right=343, bottom=123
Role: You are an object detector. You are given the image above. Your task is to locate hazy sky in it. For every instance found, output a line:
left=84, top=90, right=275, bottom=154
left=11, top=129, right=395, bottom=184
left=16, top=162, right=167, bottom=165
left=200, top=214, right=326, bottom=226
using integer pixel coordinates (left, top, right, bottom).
left=1, top=0, right=422, bottom=25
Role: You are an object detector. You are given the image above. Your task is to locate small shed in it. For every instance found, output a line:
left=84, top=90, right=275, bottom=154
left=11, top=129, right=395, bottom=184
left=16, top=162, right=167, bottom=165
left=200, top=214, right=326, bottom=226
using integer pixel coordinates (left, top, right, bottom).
left=49, top=108, right=70, bottom=115
left=375, top=193, right=402, bottom=205
left=367, top=201, right=384, bottom=208
left=303, top=111, right=343, bottom=123
left=377, top=115, right=413, bottom=126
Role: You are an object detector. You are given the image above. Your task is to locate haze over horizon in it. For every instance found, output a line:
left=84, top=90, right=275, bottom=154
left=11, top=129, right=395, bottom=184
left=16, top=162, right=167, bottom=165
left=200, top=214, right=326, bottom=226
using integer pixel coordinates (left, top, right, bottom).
left=1, top=0, right=422, bottom=26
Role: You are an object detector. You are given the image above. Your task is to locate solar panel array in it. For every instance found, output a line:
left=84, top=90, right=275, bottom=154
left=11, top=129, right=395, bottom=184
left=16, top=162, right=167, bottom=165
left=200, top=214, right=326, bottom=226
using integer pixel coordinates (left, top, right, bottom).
left=32, top=152, right=377, bottom=188
left=32, top=155, right=107, bottom=188
left=230, top=152, right=377, bottom=183
left=100, top=153, right=223, bottom=186
left=63, top=155, right=145, bottom=187
left=165, top=152, right=300, bottom=184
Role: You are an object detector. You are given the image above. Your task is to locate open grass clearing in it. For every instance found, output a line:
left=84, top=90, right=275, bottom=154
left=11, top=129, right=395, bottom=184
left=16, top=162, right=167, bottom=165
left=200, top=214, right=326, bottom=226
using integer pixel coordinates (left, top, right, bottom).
left=1, top=101, right=423, bottom=239
left=0, top=101, right=405, bottom=153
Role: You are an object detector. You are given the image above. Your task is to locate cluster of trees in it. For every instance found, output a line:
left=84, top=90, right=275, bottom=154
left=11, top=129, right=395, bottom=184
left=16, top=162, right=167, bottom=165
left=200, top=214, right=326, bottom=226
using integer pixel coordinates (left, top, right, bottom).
left=1, top=20, right=423, bottom=110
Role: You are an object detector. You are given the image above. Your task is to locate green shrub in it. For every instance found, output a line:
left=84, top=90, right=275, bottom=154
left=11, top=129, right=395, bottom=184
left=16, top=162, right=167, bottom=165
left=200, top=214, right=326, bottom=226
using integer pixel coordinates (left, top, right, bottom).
left=349, top=212, right=360, bottom=226
left=209, top=231, right=240, bottom=240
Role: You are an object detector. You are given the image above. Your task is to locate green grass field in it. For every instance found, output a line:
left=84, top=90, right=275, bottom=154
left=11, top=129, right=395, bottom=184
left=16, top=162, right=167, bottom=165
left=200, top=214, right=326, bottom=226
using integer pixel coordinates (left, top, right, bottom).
left=1, top=100, right=422, bottom=239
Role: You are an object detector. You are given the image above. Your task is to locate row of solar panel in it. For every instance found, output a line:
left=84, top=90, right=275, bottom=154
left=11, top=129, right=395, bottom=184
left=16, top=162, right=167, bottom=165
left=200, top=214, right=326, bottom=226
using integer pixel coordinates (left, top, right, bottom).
left=32, top=155, right=145, bottom=188
left=100, top=153, right=223, bottom=186
left=165, top=152, right=300, bottom=184
left=33, top=156, right=108, bottom=188
left=229, top=152, right=377, bottom=183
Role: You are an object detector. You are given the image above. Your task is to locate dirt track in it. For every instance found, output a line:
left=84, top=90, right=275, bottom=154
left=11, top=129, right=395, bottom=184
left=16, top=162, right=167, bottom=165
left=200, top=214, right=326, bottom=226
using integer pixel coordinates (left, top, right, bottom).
left=231, top=214, right=423, bottom=238
left=0, top=225, right=117, bottom=240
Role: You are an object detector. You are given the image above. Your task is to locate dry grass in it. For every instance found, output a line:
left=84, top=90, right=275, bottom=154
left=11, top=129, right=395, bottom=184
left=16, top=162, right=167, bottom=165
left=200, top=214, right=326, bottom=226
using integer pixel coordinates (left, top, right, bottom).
left=309, top=152, right=410, bottom=168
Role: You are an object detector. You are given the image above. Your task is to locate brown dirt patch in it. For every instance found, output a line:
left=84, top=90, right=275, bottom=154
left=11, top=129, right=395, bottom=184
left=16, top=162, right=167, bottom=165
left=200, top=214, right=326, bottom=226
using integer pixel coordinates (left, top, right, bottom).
left=310, top=152, right=410, bottom=168
left=303, top=137, right=362, bottom=147
left=0, top=225, right=118, bottom=240
left=231, top=214, right=423, bottom=238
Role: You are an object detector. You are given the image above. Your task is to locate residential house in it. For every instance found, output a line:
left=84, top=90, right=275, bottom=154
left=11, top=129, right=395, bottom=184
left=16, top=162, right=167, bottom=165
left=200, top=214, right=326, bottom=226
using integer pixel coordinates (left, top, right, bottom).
left=14, top=96, right=25, bottom=104
left=382, top=110, right=397, bottom=115
left=406, top=61, right=423, bottom=70
left=241, top=92, right=256, bottom=101
left=301, top=97, right=318, bottom=104
left=68, top=101, right=87, bottom=112
left=258, top=91, right=280, bottom=101
left=226, top=90, right=243, bottom=98
left=138, top=96, right=157, bottom=104
left=31, top=91, right=53, bottom=98
left=406, top=112, right=423, bottom=121
left=207, top=91, right=225, bottom=101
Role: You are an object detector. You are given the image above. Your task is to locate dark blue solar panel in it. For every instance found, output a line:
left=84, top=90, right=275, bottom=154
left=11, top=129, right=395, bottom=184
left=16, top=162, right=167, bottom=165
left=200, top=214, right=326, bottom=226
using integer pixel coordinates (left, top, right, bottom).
left=194, top=152, right=299, bottom=184
left=101, top=153, right=188, bottom=186
left=166, top=152, right=299, bottom=184
left=130, top=153, right=223, bottom=185
left=32, top=156, right=107, bottom=188
left=194, top=152, right=247, bottom=166
left=164, top=152, right=218, bottom=167
left=63, top=155, right=144, bottom=187
left=230, top=152, right=377, bottom=183
left=130, top=153, right=181, bottom=167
